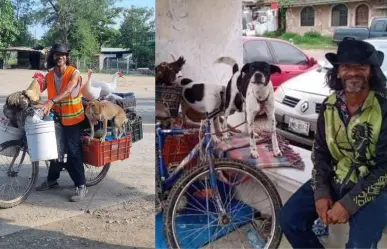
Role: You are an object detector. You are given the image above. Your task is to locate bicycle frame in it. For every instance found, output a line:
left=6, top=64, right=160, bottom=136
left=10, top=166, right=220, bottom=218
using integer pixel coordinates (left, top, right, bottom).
left=156, top=117, right=218, bottom=188
left=156, top=115, right=227, bottom=214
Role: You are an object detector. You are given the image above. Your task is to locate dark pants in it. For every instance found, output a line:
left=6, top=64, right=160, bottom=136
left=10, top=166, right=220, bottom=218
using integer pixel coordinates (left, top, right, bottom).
left=47, top=123, right=86, bottom=187
left=279, top=179, right=387, bottom=249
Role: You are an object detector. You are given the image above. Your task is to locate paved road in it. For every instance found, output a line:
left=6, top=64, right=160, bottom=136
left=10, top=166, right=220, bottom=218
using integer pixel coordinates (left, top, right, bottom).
left=0, top=97, right=155, bottom=125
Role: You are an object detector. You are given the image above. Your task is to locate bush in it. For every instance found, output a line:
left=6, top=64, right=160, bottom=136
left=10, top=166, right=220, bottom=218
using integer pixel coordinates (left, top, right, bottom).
left=304, top=31, right=322, bottom=38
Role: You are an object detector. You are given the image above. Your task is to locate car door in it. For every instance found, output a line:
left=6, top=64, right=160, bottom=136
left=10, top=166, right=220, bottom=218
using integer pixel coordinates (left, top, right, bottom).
left=242, top=39, right=280, bottom=86
left=267, top=40, right=312, bottom=87
left=369, top=20, right=387, bottom=38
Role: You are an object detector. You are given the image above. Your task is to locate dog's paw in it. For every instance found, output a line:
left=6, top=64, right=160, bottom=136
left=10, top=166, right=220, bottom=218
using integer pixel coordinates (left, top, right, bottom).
left=99, top=137, right=106, bottom=143
left=273, top=150, right=283, bottom=157
left=221, top=133, right=230, bottom=141
left=250, top=150, right=259, bottom=159
left=87, top=137, right=93, bottom=145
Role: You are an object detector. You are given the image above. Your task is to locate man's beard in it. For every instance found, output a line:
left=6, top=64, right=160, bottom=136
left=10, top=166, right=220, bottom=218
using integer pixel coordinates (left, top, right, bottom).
left=342, top=75, right=368, bottom=93
left=56, top=58, right=66, bottom=66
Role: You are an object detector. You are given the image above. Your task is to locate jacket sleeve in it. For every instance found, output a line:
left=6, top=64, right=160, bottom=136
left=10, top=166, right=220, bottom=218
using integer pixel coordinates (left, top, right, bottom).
left=311, top=100, right=335, bottom=201
left=339, top=107, right=387, bottom=216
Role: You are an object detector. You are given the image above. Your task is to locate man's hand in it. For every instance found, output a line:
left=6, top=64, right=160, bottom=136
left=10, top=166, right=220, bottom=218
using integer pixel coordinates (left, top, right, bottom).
left=315, top=198, right=334, bottom=226
left=40, top=100, right=54, bottom=116
left=327, top=202, right=349, bottom=224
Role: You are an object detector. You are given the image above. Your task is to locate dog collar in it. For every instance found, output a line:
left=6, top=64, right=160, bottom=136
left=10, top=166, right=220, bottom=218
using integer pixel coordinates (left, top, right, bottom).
left=257, top=93, right=269, bottom=104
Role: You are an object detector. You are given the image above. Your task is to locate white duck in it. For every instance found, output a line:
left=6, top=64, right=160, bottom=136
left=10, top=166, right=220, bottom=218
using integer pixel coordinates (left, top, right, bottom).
left=80, top=70, right=102, bottom=100
left=91, top=72, right=125, bottom=98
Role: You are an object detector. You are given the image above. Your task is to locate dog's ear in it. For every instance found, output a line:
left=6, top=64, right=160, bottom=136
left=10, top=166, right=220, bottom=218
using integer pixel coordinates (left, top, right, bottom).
left=241, top=63, right=251, bottom=75
left=270, top=65, right=282, bottom=75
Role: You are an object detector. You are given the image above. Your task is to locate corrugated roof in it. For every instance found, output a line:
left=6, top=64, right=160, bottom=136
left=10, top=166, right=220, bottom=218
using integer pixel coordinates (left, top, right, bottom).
left=281, top=0, right=364, bottom=7
left=100, top=47, right=130, bottom=53
left=2, top=46, right=42, bottom=52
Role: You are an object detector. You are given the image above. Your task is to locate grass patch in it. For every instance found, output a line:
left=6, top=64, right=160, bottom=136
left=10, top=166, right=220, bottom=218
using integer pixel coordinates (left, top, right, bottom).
left=263, top=30, right=336, bottom=49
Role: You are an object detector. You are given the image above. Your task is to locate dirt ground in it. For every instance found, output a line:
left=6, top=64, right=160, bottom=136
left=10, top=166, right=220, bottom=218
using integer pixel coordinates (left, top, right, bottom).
left=0, top=69, right=155, bottom=99
left=0, top=196, right=154, bottom=249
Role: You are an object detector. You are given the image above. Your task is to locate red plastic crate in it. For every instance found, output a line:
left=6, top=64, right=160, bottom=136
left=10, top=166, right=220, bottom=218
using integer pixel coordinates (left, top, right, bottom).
left=82, top=133, right=132, bottom=167
left=162, top=132, right=200, bottom=169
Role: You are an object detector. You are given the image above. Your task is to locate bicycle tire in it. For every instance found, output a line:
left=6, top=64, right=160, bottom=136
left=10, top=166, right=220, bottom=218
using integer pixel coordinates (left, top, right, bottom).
left=164, top=159, right=283, bottom=249
left=0, top=140, right=39, bottom=209
left=85, top=163, right=111, bottom=187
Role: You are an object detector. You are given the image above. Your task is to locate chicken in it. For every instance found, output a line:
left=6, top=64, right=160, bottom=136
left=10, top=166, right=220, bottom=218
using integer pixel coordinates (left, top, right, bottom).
left=91, top=72, right=125, bottom=98
left=3, top=73, right=44, bottom=128
left=80, top=69, right=102, bottom=100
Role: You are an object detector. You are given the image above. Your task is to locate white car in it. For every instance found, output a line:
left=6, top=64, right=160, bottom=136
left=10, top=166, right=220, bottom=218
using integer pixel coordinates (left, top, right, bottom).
left=274, top=38, right=387, bottom=148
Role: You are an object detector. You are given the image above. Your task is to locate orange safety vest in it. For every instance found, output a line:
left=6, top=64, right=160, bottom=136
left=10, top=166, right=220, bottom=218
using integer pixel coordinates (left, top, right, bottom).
left=46, top=65, right=85, bottom=126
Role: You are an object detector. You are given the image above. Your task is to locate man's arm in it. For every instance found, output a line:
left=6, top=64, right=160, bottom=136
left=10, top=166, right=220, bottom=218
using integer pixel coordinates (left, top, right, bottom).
left=51, top=71, right=80, bottom=103
left=311, top=101, right=335, bottom=201
left=338, top=108, right=387, bottom=216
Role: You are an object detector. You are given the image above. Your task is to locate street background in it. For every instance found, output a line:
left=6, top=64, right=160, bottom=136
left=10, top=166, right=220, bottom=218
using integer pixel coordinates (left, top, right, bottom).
left=0, top=70, right=155, bottom=248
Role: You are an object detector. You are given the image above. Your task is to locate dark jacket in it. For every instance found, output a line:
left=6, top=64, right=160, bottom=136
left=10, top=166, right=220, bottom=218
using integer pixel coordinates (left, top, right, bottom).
left=311, top=90, right=387, bottom=215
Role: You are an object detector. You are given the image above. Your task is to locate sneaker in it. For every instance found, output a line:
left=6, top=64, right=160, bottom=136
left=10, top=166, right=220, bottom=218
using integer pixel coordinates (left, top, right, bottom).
left=70, top=185, right=88, bottom=202
left=36, top=180, right=59, bottom=191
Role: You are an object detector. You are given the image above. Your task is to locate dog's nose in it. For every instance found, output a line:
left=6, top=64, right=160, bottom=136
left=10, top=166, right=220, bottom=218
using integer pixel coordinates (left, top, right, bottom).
left=254, top=73, right=264, bottom=83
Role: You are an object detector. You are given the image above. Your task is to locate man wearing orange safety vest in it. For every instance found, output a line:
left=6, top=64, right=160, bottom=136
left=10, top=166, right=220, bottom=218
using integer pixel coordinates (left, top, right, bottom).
left=36, top=44, right=88, bottom=202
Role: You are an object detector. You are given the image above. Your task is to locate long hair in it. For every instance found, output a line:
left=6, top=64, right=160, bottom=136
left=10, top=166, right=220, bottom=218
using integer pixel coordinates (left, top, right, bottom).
left=326, top=65, right=386, bottom=93
left=45, top=49, right=77, bottom=70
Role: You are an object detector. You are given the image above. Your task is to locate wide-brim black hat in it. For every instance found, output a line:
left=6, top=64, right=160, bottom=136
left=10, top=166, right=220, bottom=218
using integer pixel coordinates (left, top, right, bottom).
left=51, top=43, right=71, bottom=54
left=325, top=38, right=384, bottom=67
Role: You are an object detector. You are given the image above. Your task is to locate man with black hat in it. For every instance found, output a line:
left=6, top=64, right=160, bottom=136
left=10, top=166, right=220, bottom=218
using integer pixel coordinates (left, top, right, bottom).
left=279, top=38, right=387, bottom=248
left=35, top=44, right=88, bottom=202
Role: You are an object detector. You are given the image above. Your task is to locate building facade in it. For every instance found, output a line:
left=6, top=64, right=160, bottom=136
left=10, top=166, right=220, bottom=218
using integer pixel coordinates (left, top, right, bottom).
left=282, top=0, right=387, bottom=35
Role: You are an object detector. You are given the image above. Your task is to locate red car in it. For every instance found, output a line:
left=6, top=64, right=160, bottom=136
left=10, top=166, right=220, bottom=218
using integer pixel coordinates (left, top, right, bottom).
left=243, top=36, right=319, bottom=89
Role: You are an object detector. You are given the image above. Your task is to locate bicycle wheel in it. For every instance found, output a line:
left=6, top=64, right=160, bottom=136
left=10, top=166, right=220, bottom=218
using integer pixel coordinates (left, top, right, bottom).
left=84, top=163, right=111, bottom=187
left=164, top=159, right=283, bottom=249
left=0, top=140, right=39, bottom=209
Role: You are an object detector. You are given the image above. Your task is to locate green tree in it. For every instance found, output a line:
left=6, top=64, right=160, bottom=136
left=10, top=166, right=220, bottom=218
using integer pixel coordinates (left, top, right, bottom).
left=119, top=6, right=155, bottom=68
left=0, top=0, right=19, bottom=48
left=11, top=0, right=37, bottom=46
left=36, top=0, right=122, bottom=48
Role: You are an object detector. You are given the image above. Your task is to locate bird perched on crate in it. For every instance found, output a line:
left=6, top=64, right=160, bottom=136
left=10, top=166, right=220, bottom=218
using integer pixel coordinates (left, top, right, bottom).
left=3, top=72, right=44, bottom=128
left=155, top=54, right=186, bottom=86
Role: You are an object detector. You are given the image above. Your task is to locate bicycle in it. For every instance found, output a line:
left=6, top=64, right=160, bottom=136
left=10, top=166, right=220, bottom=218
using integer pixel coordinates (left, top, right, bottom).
left=0, top=114, right=111, bottom=209
left=156, top=111, right=283, bottom=249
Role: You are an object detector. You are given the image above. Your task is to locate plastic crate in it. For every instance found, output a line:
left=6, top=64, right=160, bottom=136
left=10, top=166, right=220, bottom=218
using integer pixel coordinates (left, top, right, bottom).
left=156, top=85, right=182, bottom=117
left=111, top=92, right=136, bottom=112
left=81, top=133, right=132, bottom=167
left=162, top=132, right=200, bottom=169
left=126, top=115, right=143, bottom=143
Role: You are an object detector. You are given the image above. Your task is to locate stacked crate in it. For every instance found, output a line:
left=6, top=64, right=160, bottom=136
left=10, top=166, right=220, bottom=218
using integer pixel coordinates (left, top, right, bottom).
left=108, top=92, right=143, bottom=143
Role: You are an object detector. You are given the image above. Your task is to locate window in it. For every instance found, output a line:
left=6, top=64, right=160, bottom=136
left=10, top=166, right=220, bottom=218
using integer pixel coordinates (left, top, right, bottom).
left=331, top=4, right=348, bottom=27
left=374, top=21, right=387, bottom=32
left=355, top=4, right=369, bottom=26
left=269, top=41, right=308, bottom=65
left=243, top=40, right=274, bottom=64
left=300, top=7, right=315, bottom=26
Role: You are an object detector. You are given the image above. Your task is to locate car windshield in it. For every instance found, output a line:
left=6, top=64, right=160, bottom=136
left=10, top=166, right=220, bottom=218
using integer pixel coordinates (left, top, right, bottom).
left=365, top=39, right=387, bottom=72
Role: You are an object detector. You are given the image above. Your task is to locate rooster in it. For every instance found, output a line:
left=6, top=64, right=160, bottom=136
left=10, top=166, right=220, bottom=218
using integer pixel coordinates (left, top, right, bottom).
left=3, top=72, right=45, bottom=128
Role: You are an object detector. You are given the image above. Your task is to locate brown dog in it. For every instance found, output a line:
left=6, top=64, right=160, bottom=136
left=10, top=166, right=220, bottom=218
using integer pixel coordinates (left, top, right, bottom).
left=85, top=100, right=128, bottom=143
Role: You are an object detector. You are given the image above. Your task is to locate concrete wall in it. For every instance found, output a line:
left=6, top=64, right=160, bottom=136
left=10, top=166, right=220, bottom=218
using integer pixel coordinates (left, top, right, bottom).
left=286, top=1, right=387, bottom=35
left=156, top=0, right=243, bottom=85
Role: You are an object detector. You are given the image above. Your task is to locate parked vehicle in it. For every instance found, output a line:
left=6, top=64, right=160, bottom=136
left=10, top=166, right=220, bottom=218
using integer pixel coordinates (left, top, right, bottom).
left=274, top=38, right=387, bottom=148
left=243, top=36, right=319, bottom=89
left=333, top=17, right=387, bottom=43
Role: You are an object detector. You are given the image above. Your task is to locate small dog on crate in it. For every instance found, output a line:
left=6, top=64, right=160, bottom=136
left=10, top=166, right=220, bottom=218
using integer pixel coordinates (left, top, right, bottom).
left=215, top=56, right=282, bottom=158
left=174, top=76, right=227, bottom=143
left=85, top=100, right=128, bottom=143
